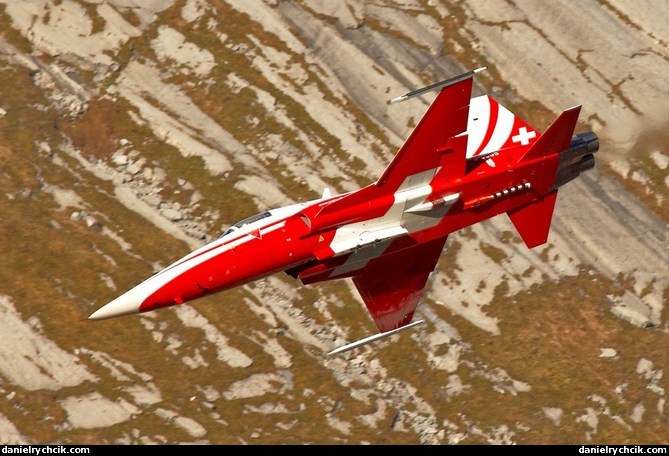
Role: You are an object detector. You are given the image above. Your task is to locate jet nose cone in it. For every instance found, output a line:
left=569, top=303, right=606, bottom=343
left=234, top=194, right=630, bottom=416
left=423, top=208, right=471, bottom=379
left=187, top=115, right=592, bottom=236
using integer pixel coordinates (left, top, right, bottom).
left=88, top=287, right=145, bottom=320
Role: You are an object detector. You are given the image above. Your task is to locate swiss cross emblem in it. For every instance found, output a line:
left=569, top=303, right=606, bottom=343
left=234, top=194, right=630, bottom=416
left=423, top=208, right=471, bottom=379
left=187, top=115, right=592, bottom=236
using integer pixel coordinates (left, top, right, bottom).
left=512, top=126, right=536, bottom=146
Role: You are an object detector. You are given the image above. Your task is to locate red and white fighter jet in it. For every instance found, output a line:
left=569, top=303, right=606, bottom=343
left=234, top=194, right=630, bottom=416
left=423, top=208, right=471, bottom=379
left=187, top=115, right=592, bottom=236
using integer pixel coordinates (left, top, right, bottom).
left=90, top=68, right=599, bottom=354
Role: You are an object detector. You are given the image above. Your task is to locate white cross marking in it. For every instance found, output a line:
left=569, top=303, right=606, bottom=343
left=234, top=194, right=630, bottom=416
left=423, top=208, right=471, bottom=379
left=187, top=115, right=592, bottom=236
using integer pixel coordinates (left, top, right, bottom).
left=512, top=126, right=536, bottom=146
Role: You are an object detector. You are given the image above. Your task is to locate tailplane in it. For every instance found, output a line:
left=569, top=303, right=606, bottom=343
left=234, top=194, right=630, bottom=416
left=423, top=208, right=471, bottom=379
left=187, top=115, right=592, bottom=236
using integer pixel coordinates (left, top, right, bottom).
left=507, top=191, right=558, bottom=248
left=506, top=105, right=583, bottom=249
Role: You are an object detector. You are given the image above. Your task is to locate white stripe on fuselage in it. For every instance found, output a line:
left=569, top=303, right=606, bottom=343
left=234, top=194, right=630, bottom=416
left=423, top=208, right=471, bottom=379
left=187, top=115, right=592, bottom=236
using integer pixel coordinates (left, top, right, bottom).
left=159, top=202, right=311, bottom=274
left=329, top=169, right=458, bottom=277
left=142, top=203, right=310, bottom=296
left=330, top=238, right=394, bottom=277
left=329, top=170, right=437, bottom=256
left=136, top=218, right=294, bottom=298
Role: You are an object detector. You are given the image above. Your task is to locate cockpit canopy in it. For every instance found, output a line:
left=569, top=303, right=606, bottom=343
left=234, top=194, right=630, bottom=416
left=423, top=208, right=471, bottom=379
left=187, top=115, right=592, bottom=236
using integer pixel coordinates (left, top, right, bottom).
left=220, top=211, right=272, bottom=238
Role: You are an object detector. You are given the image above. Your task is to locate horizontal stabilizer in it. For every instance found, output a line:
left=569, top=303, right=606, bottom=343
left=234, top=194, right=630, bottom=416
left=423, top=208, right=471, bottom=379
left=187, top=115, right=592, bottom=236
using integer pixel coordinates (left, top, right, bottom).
left=520, top=106, right=581, bottom=162
left=507, top=191, right=558, bottom=248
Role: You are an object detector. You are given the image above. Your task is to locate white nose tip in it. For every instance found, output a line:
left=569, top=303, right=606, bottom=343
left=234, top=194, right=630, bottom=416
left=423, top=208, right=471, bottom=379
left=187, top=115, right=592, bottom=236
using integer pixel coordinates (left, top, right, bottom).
left=89, top=287, right=145, bottom=320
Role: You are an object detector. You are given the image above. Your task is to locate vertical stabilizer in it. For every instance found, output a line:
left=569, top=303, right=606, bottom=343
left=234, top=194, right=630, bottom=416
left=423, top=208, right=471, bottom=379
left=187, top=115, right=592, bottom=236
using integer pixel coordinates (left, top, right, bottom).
left=520, top=106, right=581, bottom=162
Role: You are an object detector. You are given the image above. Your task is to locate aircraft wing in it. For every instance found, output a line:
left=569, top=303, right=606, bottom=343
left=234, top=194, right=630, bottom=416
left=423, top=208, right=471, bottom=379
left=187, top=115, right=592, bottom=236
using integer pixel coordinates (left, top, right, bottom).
left=377, top=69, right=482, bottom=191
left=307, top=69, right=481, bottom=231
left=352, top=236, right=448, bottom=332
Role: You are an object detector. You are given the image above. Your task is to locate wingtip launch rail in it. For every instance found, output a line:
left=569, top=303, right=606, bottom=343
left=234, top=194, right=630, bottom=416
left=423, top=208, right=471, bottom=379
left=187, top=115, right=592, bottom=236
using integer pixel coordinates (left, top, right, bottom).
left=327, top=320, right=426, bottom=356
left=390, top=67, right=487, bottom=103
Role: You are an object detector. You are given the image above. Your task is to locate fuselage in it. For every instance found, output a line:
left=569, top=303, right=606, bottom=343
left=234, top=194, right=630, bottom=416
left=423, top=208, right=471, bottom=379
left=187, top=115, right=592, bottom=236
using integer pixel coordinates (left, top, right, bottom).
left=89, top=71, right=599, bottom=325
left=88, top=134, right=594, bottom=321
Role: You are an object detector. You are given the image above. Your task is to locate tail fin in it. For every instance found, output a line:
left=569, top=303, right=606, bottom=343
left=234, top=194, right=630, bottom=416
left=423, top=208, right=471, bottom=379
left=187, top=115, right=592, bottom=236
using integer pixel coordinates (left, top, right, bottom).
left=506, top=108, right=580, bottom=248
left=507, top=191, right=558, bottom=248
left=520, top=106, right=581, bottom=162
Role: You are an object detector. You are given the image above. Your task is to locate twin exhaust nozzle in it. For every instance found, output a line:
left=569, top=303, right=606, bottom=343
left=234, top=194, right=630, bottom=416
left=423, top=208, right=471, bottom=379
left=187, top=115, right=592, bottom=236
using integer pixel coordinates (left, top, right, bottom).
left=552, top=131, right=599, bottom=190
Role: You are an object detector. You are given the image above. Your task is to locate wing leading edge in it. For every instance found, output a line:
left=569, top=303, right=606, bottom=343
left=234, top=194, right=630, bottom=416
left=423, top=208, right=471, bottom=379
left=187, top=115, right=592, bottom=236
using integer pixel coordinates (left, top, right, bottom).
left=377, top=72, right=478, bottom=191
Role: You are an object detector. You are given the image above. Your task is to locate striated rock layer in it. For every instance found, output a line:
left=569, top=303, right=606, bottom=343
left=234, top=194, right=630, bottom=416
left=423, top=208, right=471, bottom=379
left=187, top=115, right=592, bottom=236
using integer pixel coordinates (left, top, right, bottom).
left=0, top=0, right=666, bottom=444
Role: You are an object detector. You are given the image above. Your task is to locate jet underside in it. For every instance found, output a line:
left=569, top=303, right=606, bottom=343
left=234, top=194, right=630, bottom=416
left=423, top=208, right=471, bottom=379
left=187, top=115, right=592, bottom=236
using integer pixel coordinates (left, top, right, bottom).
left=90, top=68, right=599, bottom=354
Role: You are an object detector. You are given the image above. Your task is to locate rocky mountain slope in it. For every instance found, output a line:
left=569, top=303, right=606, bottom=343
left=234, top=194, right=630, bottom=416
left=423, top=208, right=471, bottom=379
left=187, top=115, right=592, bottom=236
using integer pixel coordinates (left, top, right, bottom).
left=0, top=0, right=666, bottom=444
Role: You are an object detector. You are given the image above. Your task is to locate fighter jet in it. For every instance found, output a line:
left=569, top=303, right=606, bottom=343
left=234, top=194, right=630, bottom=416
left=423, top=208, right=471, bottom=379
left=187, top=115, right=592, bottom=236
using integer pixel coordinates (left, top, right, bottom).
left=90, top=68, right=599, bottom=354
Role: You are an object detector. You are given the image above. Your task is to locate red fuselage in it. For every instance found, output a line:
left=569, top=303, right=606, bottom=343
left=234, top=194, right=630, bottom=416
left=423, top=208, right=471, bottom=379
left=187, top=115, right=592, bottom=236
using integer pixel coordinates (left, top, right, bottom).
left=89, top=69, right=598, bottom=339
